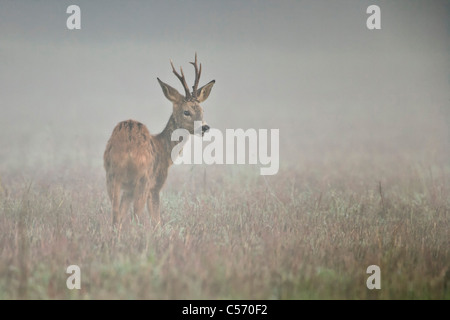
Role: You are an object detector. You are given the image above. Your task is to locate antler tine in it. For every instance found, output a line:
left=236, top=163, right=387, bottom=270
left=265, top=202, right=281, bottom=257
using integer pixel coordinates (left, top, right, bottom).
left=170, top=59, right=191, bottom=98
left=189, top=53, right=202, bottom=98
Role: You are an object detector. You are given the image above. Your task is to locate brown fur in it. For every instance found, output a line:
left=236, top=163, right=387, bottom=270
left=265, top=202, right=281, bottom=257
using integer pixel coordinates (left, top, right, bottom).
left=103, top=55, right=215, bottom=227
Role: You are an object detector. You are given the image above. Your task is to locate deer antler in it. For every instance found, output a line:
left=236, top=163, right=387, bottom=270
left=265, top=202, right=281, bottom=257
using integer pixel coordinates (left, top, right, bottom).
left=170, top=59, right=191, bottom=98
left=190, top=53, right=202, bottom=99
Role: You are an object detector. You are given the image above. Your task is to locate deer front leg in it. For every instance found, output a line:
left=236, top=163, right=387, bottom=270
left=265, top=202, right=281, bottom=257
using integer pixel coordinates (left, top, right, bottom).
left=147, top=190, right=161, bottom=226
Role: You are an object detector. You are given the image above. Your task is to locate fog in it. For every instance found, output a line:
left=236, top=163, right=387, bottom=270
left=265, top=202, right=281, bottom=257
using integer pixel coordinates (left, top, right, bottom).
left=1, top=0, right=449, bottom=174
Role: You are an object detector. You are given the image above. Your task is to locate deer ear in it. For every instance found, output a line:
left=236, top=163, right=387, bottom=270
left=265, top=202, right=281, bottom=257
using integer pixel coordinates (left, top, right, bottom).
left=158, top=78, right=184, bottom=103
left=196, top=80, right=215, bottom=103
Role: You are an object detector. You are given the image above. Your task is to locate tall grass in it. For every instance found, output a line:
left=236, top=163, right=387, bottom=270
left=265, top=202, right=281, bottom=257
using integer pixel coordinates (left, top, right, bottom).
left=0, top=158, right=448, bottom=299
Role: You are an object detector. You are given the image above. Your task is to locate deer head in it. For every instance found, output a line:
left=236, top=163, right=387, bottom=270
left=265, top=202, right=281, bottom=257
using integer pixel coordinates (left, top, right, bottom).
left=157, top=53, right=215, bottom=135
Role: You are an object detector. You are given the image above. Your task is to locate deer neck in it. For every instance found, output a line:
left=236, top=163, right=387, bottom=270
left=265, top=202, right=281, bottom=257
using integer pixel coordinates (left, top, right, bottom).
left=156, top=114, right=180, bottom=166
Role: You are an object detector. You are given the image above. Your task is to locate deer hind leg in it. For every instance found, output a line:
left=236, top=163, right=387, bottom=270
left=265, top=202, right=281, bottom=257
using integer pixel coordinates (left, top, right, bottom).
left=107, top=175, right=122, bottom=226
left=133, top=177, right=148, bottom=225
left=106, top=173, right=114, bottom=201
left=117, top=188, right=133, bottom=227
left=147, top=190, right=161, bottom=226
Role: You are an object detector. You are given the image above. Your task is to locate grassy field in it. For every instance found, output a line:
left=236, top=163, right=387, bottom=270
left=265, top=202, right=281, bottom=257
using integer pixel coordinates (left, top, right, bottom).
left=0, top=155, right=448, bottom=300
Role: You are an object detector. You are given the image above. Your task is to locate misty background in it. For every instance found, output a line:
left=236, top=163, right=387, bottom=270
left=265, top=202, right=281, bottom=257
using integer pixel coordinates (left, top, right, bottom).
left=0, top=0, right=449, bottom=176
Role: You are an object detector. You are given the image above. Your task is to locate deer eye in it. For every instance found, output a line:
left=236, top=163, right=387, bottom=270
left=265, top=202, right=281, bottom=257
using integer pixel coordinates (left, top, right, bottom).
left=183, top=110, right=191, bottom=116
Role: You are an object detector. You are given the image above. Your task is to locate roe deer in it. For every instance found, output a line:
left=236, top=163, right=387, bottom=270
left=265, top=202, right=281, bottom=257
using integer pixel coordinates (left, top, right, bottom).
left=104, top=54, right=215, bottom=227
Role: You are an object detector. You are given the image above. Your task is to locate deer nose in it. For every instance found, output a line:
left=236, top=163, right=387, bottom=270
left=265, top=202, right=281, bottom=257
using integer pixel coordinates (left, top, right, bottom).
left=202, top=124, right=210, bottom=133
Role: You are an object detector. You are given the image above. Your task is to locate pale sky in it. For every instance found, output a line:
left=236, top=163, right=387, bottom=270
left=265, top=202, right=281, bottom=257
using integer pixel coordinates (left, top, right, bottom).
left=0, top=0, right=449, bottom=169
